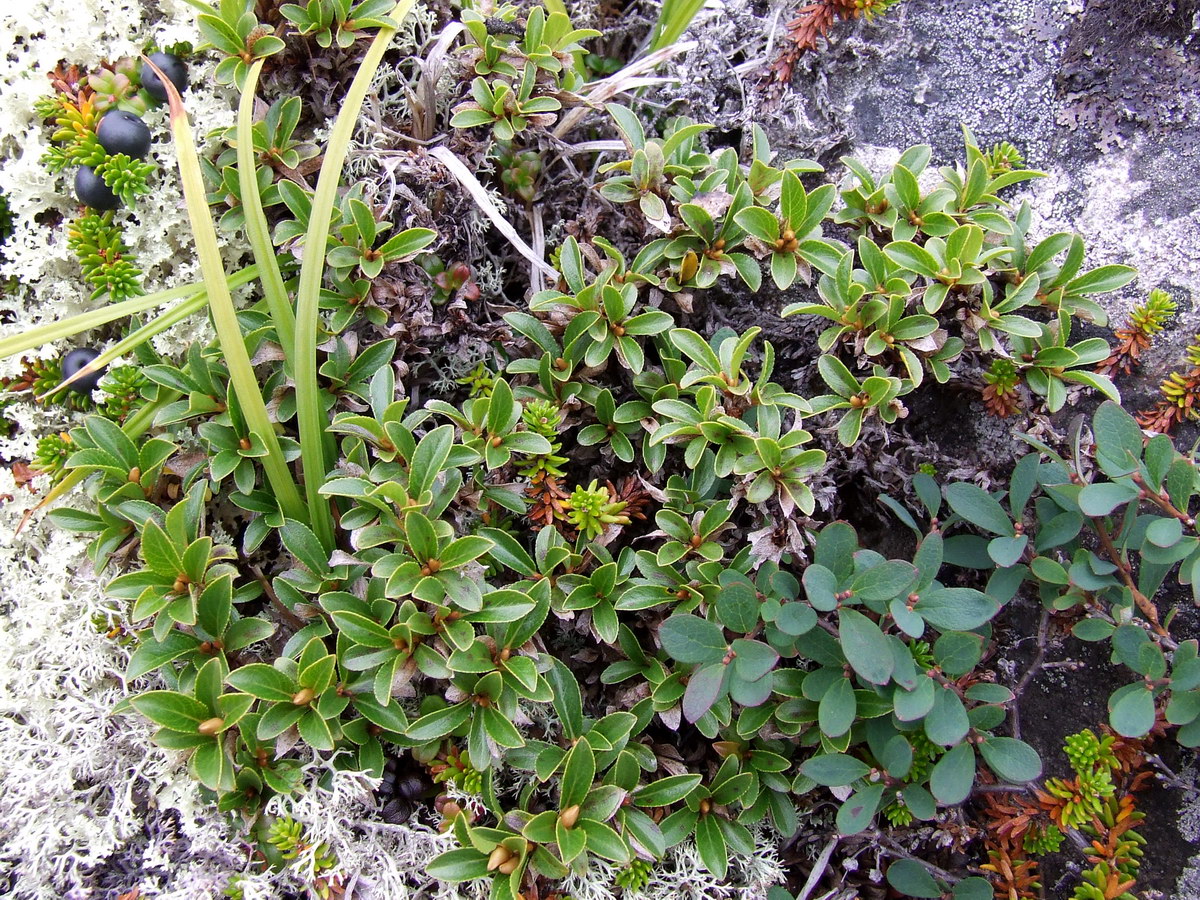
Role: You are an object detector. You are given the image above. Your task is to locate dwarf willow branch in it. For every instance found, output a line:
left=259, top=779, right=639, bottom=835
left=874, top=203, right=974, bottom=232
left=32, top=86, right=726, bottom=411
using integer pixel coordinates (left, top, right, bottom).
left=1010, top=608, right=1050, bottom=741
left=238, top=59, right=295, bottom=363
left=1088, top=514, right=1176, bottom=647
left=293, top=0, right=418, bottom=551
left=148, top=56, right=307, bottom=525
left=1130, top=471, right=1196, bottom=528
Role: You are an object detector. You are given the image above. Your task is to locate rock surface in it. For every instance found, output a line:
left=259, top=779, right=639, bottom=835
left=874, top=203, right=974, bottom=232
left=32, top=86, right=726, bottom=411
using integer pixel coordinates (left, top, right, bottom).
left=774, top=0, right=1200, bottom=381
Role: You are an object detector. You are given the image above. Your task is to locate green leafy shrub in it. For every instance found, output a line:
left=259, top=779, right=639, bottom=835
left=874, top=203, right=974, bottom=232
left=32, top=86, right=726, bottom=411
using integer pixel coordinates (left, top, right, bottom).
left=980, top=727, right=1149, bottom=900
left=957, top=401, right=1200, bottom=746
left=9, top=2, right=1182, bottom=898
left=67, top=212, right=144, bottom=302
left=200, top=0, right=288, bottom=87
left=281, top=0, right=394, bottom=50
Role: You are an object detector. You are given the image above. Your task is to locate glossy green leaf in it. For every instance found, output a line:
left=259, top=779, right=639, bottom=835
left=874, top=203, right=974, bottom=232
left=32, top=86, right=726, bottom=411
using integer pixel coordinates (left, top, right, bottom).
left=560, top=740, right=596, bottom=809
left=426, top=848, right=490, bottom=882
left=130, top=690, right=208, bottom=732
left=226, top=663, right=296, bottom=702
left=406, top=701, right=471, bottom=741
left=695, top=814, right=727, bottom=879
left=580, top=817, right=630, bottom=862
left=633, top=774, right=702, bottom=807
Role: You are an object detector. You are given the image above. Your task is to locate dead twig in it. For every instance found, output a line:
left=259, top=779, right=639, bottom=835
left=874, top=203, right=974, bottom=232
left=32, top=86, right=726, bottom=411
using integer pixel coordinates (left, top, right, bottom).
left=528, top=204, right=546, bottom=295
left=429, top=145, right=558, bottom=281
left=796, top=836, right=838, bottom=900
left=551, top=41, right=696, bottom=140
left=1011, top=608, right=1050, bottom=741
left=248, top=562, right=308, bottom=631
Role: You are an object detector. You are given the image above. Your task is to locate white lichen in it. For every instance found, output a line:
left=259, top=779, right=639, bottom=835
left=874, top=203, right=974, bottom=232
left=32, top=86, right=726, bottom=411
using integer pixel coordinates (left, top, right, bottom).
left=0, top=0, right=240, bottom=380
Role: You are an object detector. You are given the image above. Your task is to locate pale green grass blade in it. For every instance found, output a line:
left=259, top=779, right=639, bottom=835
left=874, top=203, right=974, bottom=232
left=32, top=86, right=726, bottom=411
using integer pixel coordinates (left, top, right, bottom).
left=148, top=55, right=307, bottom=524
left=39, top=292, right=208, bottom=399
left=0, top=280, right=206, bottom=362
left=238, top=59, right=296, bottom=363
left=293, top=0, right=420, bottom=551
left=41, top=264, right=262, bottom=395
left=650, top=0, right=707, bottom=51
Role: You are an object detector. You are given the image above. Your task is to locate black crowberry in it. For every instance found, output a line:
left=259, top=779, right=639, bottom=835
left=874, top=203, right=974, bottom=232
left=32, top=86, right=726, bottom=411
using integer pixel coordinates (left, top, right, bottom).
left=97, top=110, right=152, bottom=159
left=74, top=167, right=120, bottom=211
left=62, top=348, right=106, bottom=393
left=141, top=53, right=188, bottom=102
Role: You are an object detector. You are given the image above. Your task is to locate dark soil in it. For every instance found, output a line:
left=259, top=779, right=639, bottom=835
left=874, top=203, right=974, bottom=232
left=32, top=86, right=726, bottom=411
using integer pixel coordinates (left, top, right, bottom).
left=1000, top=590, right=1199, bottom=898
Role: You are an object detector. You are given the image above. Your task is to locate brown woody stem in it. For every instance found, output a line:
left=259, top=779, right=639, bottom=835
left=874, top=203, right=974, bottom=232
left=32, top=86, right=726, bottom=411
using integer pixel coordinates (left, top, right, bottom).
left=1089, top=516, right=1176, bottom=649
